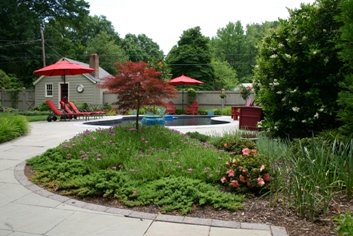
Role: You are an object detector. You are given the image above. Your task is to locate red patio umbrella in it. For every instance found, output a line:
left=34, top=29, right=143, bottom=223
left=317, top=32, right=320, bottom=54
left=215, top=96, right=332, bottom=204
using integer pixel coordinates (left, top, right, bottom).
left=33, top=59, right=95, bottom=84
left=168, top=75, right=203, bottom=112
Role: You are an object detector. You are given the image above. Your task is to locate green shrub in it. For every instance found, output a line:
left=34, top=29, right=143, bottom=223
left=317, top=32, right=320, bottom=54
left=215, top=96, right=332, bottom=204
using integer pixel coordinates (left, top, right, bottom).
left=0, top=114, right=28, bottom=143
left=254, top=1, right=343, bottom=138
left=33, top=102, right=50, bottom=111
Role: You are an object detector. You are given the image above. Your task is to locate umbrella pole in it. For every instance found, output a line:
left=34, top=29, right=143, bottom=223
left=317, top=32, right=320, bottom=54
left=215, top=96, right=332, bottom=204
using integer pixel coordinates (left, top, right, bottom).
left=182, top=88, right=184, bottom=113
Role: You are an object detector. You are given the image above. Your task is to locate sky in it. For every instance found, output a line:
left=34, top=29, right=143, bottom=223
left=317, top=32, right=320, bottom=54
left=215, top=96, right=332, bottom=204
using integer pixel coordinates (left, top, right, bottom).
left=86, top=0, right=316, bottom=54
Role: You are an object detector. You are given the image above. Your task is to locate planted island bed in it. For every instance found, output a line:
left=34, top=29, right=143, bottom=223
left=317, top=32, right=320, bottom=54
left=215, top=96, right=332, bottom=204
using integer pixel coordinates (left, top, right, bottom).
left=26, top=125, right=353, bottom=236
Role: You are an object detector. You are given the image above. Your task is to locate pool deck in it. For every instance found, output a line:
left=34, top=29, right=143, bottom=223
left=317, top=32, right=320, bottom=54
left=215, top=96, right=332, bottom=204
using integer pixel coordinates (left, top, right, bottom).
left=0, top=117, right=288, bottom=236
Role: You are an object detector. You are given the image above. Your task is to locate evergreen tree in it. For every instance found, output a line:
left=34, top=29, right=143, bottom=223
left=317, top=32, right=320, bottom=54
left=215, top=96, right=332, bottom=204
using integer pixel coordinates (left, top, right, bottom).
left=166, top=27, right=214, bottom=90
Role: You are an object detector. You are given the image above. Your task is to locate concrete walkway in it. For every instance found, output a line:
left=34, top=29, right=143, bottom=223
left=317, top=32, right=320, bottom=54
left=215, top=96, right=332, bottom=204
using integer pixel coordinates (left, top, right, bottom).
left=0, top=120, right=288, bottom=236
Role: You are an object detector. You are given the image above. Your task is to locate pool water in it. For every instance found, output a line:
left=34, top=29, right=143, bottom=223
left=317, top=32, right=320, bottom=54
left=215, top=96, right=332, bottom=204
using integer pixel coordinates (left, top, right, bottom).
left=85, top=115, right=229, bottom=127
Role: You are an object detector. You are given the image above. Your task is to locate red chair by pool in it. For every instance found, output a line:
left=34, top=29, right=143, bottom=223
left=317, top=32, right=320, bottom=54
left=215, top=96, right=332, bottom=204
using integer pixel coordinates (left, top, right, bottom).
left=231, top=98, right=254, bottom=120
left=165, top=101, right=176, bottom=114
left=59, top=101, right=90, bottom=120
left=67, top=100, right=105, bottom=118
left=46, top=100, right=81, bottom=121
left=185, top=101, right=199, bottom=115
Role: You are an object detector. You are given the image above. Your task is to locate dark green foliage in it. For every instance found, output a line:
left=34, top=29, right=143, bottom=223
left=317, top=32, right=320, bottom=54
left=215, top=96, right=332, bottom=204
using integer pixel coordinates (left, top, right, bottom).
left=122, top=34, right=164, bottom=63
left=254, top=0, right=343, bottom=138
left=127, top=176, right=243, bottom=214
left=166, top=27, right=215, bottom=90
left=0, top=0, right=90, bottom=87
left=0, top=70, right=23, bottom=89
left=186, top=132, right=210, bottom=143
left=337, top=0, right=353, bottom=136
left=210, top=21, right=277, bottom=82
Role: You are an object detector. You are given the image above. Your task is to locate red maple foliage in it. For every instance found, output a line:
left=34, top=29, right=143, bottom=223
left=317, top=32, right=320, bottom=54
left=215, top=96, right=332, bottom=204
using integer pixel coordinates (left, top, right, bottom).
left=100, top=61, right=177, bottom=130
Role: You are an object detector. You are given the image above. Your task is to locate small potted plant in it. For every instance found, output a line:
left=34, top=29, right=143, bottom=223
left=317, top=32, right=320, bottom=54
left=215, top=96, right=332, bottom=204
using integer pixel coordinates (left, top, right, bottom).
left=239, top=84, right=254, bottom=100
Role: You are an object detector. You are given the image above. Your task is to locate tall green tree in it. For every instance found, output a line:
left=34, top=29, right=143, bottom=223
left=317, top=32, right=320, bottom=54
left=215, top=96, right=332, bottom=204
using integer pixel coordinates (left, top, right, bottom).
left=254, top=0, right=343, bottom=138
left=337, top=0, right=353, bottom=136
left=166, top=27, right=214, bottom=90
left=86, top=32, right=127, bottom=75
left=210, top=21, right=277, bottom=83
left=122, top=34, right=163, bottom=63
left=211, top=59, right=237, bottom=90
left=210, top=21, right=247, bottom=80
left=0, top=0, right=90, bottom=87
left=44, top=14, right=121, bottom=66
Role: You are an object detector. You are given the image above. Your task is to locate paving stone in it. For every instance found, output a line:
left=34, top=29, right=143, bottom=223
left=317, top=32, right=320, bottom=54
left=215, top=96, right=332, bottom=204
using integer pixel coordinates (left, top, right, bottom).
left=13, top=192, right=61, bottom=208
left=211, top=219, right=241, bottom=228
left=210, top=227, right=272, bottom=236
left=0, top=160, right=20, bottom=171
left=183, top=216, right=212, bottom=226
left=128, top=211, right=157, bottom=220
left=145, top=221, right=209, bottom=236
left=0, top=170, right=17, bottom=184
left=0, top=229, right=11, bottom=236
left=0, top=203, right=73, bottom=234
left=0, top=183, right=30, bottom=207
left=46, top=211, right=151, bottom=236
left=155, top=214, right=185, bottom=223
left=105, top=207, right=132, bottom=216
left=83, top=202, right=109, bottom=212
left=271, top=226, right=288, bottom=236
left=241, top=222, right=271, bottom=230
left=8, top=232, right=42, bottom=236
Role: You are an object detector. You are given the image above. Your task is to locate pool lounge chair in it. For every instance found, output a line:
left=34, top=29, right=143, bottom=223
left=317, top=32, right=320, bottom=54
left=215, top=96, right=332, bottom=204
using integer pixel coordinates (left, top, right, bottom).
left=46, top=100, right=80, bottom=121
left=59, top=101, right=90, bottom=120
left=67, top=100, right=105, bottom=118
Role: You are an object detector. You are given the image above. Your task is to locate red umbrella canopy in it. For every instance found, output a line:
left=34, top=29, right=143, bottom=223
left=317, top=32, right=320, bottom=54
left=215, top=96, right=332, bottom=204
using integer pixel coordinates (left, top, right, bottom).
left=168, top=75, right=203, bottom=86
left=34, top=59, right=95, bottom=77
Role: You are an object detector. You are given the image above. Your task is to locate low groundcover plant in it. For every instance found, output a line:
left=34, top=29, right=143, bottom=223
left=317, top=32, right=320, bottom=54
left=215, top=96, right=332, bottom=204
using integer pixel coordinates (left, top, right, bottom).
left=27, top=125, right=244, bottom=214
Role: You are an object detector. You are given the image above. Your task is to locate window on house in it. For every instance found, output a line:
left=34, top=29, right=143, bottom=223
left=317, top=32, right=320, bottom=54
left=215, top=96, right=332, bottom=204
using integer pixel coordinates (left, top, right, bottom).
left=45, top=83, right=53, bottom=97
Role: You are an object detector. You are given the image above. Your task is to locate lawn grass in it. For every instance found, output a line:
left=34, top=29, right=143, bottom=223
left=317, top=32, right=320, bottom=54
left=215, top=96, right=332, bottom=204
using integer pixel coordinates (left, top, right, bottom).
left=27, top=125, right=244, bottom=214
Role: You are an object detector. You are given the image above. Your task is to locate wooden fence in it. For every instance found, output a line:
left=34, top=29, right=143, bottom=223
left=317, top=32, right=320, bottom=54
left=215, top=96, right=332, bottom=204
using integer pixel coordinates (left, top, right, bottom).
left=0, top=89, right=35, bottom=111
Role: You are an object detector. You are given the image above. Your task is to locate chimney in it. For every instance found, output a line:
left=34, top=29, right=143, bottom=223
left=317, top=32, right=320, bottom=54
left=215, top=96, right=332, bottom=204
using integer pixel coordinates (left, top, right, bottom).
left=89, top=53, right=99, bottom=79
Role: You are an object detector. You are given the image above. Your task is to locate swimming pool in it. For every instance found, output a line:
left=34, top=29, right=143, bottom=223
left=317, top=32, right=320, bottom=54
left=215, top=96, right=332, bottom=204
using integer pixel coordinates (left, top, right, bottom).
left=85, top=115, right=230, bottom=127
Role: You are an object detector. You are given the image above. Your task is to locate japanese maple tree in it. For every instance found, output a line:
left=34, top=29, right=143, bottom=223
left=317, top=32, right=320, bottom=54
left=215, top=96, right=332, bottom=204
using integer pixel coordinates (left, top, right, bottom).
left=100, top=61, right=176, bottom=130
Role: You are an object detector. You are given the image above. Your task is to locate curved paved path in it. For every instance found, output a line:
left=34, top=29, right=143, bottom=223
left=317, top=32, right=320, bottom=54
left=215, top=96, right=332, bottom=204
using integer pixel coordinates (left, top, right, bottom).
left=0, top=120, right=288, bottom=236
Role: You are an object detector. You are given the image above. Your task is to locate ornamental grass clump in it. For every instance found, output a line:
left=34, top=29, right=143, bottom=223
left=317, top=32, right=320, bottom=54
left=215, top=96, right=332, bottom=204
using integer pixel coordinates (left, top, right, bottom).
left=0, top=113, right=28, bottom=143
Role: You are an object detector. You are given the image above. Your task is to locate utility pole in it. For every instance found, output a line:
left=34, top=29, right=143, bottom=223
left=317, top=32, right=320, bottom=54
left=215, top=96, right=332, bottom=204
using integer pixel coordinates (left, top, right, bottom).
left=40, top=24, right=46, bottom=66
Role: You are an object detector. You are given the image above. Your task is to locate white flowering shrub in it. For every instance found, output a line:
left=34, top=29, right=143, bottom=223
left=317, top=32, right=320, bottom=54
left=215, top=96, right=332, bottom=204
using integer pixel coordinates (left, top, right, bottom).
left=253, top=0, right=343, bottom=138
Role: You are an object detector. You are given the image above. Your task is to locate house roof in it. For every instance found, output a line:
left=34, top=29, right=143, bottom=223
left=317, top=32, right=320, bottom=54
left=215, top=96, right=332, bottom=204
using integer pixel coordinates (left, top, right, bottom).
left=33, top=57, right=112, bottom=85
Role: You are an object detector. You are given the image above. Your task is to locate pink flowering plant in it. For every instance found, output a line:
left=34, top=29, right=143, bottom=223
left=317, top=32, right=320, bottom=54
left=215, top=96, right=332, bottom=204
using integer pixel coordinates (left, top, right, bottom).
left=220, top=147, right=271, bottom=194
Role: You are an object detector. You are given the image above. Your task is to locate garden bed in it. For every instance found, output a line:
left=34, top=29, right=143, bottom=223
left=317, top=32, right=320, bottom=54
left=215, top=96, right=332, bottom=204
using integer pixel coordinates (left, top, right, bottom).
left=25, top=125, right=353, bottom=235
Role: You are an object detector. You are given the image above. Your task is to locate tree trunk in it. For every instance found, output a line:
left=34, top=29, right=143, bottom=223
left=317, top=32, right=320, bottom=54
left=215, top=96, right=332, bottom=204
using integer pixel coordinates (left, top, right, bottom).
left=136, top=101, right=140, bottom=131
